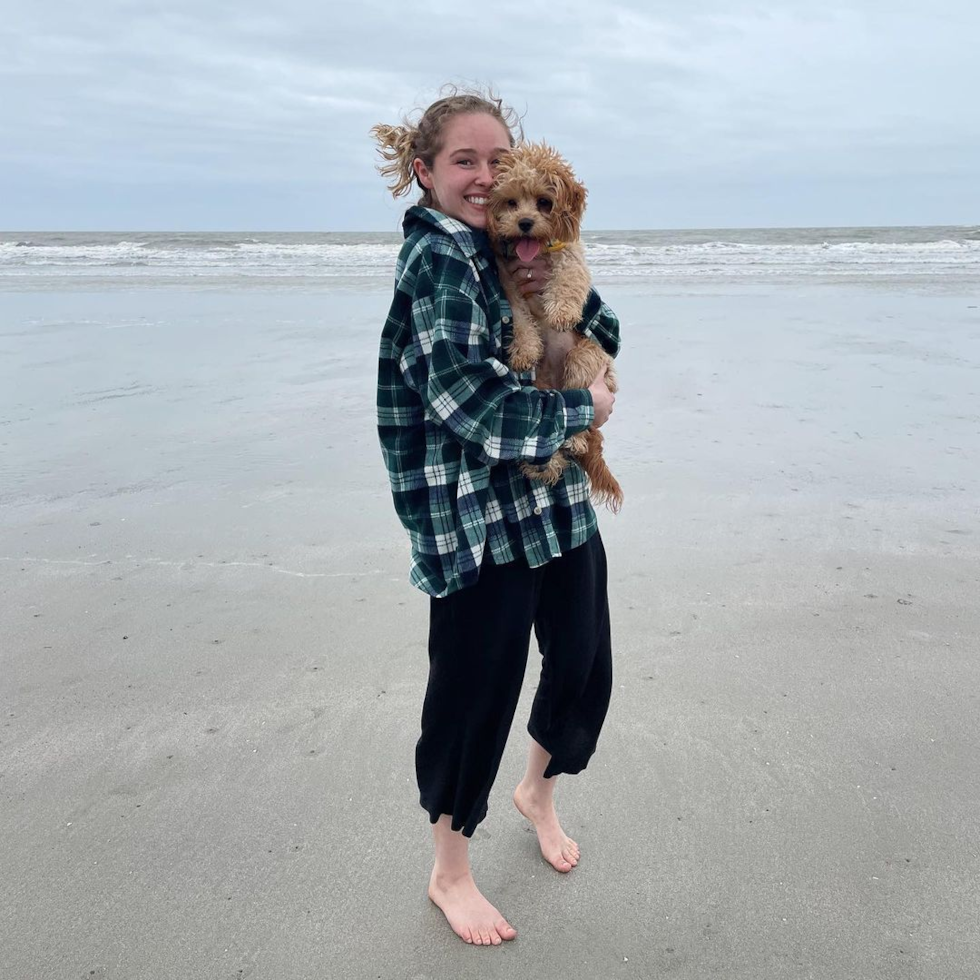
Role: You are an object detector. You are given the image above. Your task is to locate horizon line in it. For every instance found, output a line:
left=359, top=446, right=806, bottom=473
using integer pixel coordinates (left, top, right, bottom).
left=3, top=222, right=979, bottom=236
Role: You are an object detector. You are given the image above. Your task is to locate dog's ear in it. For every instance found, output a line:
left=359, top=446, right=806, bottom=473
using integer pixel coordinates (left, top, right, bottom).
left=485, top=198, right=500, bottom=240
left=553, top=170, right=587, bottom=241
left=494, top=147, right=519, bottom=181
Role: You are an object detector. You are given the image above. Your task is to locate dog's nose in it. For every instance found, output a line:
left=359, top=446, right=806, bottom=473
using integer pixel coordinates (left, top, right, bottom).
left=518, top=218, right=533, bottom=234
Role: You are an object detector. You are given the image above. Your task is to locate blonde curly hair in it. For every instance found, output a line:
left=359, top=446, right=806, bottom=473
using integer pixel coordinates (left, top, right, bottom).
left=371, top=86, right=522, bottom=207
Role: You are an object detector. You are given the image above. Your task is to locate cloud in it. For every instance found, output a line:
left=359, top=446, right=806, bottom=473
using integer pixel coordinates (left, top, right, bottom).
left=1, top=0, right=977, bottom=228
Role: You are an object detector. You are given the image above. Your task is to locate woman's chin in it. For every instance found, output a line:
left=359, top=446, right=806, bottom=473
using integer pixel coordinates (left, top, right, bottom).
left=461, top=203, right=488, bottom=228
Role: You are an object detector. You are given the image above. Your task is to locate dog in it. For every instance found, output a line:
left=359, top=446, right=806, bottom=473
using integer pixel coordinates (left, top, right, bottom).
left=486, top=141, right=623, bottom=512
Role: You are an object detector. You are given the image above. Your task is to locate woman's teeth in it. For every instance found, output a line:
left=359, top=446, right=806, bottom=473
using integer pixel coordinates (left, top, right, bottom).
left=466, top=196, right=489, bottom=205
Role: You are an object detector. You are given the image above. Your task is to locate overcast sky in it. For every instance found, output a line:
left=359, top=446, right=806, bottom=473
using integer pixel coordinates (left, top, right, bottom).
left=2, top=1, right=977, bottom=231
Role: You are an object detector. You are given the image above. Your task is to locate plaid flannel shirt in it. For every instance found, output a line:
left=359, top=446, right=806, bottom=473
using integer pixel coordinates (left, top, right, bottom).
left=377, top=206, right=621, bottom=598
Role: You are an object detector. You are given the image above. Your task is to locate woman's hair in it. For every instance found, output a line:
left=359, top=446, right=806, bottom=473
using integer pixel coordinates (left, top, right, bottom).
left=371, top=86, right=522, bottom=207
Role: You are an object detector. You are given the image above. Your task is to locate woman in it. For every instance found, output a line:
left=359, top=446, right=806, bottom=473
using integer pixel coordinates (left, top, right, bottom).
left=373, top=89, right=620, bottom=946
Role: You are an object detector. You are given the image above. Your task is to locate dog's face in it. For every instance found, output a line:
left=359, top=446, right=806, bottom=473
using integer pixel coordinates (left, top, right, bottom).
left=487, top=142, right=587, bottom=249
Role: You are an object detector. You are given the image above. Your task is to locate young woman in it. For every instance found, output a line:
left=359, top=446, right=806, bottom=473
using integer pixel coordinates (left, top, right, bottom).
left=373, top=90, right=620, bottom=946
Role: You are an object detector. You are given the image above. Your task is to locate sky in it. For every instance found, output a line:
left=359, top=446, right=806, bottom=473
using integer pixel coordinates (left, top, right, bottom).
left=2, top=0, right=977, bottom=231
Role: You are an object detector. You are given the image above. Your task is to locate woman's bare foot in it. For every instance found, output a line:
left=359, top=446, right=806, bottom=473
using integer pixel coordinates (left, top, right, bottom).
left=428, top=869, right=517, bottom=945
left=428, top=815, right=516, bottom=946
left=513, top=781, right=581, bottom=872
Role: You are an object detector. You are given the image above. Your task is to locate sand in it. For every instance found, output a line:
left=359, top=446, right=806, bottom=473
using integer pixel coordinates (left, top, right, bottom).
left=2, top=280, right=979, bottom=979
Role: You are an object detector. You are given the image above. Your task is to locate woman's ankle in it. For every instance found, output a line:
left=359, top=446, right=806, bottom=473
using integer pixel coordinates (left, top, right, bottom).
left=431, top=815, right=473, bottom=881
left=516, top=776, right=555, bottom=806
left=430, top=863, right=473, bottom=887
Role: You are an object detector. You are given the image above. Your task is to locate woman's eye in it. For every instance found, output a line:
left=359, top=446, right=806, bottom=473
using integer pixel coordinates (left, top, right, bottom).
left=537, top=198, right=553, bottom=214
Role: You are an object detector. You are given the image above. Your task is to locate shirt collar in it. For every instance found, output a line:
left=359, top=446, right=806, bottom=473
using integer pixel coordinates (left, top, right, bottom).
left=403, top=206, right=492, bottom=261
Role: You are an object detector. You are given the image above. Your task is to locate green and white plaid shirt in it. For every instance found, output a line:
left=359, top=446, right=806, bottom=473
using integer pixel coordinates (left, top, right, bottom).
left=377, top=206, right=621, bottom=598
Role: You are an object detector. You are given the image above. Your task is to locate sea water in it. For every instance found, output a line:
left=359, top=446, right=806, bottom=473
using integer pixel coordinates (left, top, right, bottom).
left=2, top=226, right=978, bottom=288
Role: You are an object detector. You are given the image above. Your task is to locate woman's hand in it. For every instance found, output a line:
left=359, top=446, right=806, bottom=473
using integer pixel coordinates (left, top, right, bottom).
left=505, top=254, right=551, bottom=296
left=588, top=365, right=615, bottom=427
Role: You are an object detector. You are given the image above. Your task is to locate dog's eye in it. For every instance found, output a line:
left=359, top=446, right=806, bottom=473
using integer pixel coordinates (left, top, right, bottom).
left=537, top=198, right=553, bottom=214
left=507, top=200, right=518, bottom=209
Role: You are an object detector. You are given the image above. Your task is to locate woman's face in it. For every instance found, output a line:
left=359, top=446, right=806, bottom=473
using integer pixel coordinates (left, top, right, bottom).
left=413, top=113, right=511, bottom=230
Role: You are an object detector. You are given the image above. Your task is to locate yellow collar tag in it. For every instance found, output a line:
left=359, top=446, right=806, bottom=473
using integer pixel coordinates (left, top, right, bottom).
left=545, top=240, right=567, bottom=253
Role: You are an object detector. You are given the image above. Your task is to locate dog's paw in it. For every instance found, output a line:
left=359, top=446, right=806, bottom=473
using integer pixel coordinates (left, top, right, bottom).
left=509, top=345, right=541, bottom=372
left=508, top=331, right=543, bottom=372
left=564, top=433, right=589, bottom=456
left=542, top=299, right=581, bottom=331
left=521, top=455, right=567, bottom=486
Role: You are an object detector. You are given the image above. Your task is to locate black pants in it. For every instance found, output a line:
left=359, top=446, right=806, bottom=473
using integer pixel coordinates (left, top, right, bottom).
left=417, top=532, right=612, bottom=837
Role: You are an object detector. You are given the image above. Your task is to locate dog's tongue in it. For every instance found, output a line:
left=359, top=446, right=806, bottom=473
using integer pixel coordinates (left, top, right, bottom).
left=515, top=237, right=541, bottom=263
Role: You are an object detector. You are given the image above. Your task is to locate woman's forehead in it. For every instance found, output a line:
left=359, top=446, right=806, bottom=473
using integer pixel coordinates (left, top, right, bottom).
left=441, top=113, right=511, bottom=152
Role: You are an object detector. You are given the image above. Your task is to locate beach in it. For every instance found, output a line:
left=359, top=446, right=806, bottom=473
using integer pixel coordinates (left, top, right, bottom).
left=2, top=239, right=980, bottom=977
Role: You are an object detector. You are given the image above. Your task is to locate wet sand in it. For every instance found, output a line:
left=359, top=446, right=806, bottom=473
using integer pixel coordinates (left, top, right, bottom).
left=2, top=281, right=979, bottom=978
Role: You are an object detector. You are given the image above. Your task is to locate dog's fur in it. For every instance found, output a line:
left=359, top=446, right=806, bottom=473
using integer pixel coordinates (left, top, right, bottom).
left=487, top=142, right=623, bottom=512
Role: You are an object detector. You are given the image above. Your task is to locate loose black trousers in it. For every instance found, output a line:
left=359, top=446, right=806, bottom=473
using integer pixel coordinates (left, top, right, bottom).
left=417, top=532, right=612, bottom=837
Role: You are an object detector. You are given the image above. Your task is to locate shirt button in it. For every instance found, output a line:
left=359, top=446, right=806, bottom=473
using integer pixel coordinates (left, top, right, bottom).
left=502, top=316, right=511, bottom=324
left=533, top=506, right=542, bottom=516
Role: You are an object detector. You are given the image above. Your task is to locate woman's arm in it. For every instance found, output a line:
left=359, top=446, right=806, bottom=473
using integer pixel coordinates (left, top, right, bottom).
left=575, top=288, right=620, bottom=358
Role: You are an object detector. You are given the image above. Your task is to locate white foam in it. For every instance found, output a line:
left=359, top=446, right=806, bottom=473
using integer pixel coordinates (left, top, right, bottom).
left=1, top=235, right=978, bottom=282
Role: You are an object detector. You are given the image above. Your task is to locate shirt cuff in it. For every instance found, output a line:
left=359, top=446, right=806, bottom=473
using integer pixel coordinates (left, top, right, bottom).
left=561, top=388, right=594, bottom=438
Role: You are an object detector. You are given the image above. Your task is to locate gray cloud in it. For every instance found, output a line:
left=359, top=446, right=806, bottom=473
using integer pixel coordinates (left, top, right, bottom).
left=1, top=0, right=977, bottom=228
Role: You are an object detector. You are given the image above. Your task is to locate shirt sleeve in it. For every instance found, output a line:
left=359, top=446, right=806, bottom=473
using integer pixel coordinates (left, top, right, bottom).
left=575, top=288, right=621, bottom=358
left=409, top=250, right=594, bottom=467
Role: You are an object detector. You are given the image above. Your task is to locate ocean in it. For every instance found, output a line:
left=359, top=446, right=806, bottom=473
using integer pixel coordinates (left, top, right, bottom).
left=2, top=225, right=978, bottom=288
